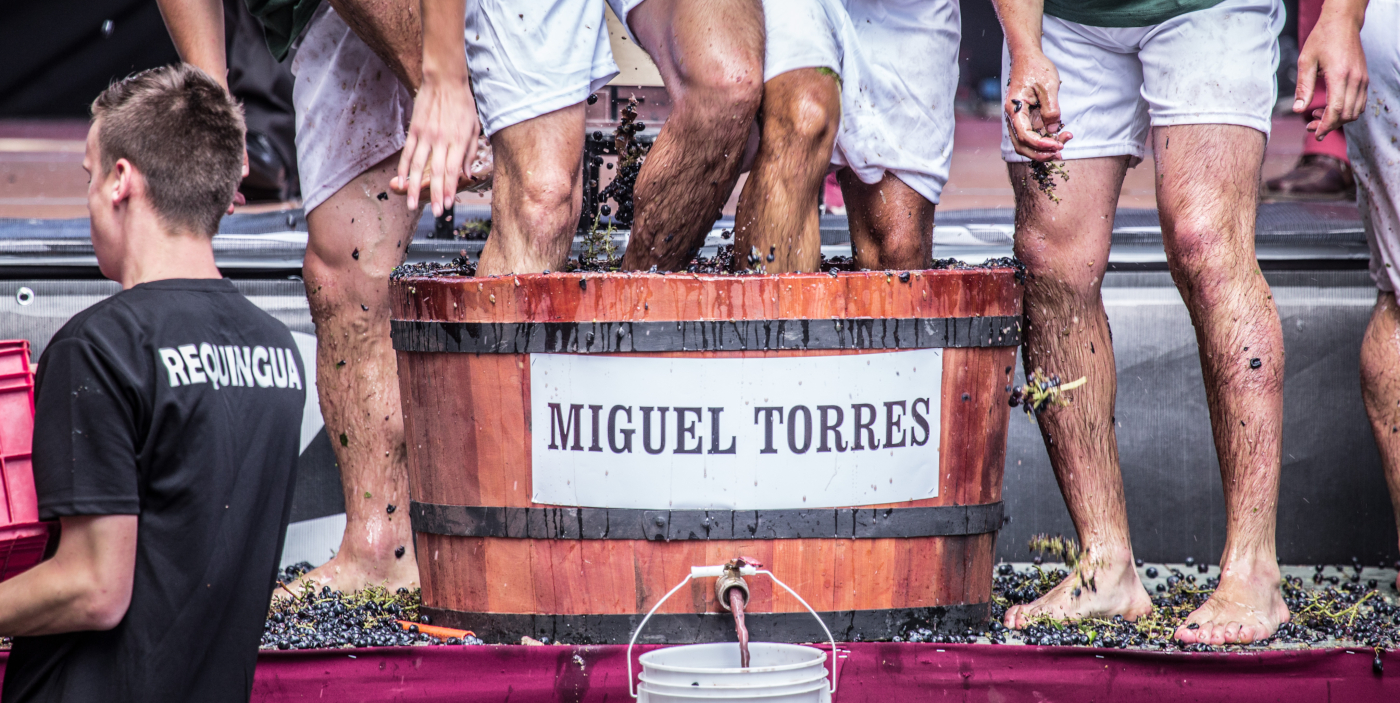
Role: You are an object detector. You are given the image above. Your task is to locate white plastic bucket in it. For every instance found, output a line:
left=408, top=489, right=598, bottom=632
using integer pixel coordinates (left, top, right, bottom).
left=639, top=677, right=830, bottom=700
left=629, top=566, right=838, bottom=702
left=639, top=643, right=828, bottom=689
left=637, top=643, right=829, bottom=701
left=638, top=680, right=828, bottom=703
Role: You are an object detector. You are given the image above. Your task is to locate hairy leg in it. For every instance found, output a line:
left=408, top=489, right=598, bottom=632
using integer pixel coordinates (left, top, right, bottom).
left=838, top=170, right=936, bottom=270
left=732, top=69, right=840, bottom=273
left=477, top=104, right=586, bottom=275
left=619, top=0, right=764, bottom=271
left=1359, top=292, right=1400, bottom=591
left=301, top=154, right=422, bottom=593
left=1002, top=156, right=1154, bottom=630
left=325, top=0, right=421, bottom=90
left=1154, top=124, right=1288, bottom=645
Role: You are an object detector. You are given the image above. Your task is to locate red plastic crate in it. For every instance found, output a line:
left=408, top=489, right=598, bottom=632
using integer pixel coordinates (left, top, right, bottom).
left=0, top=340, right=50, bottom=582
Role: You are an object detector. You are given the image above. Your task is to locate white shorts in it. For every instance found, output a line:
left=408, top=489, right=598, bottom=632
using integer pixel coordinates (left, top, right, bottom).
left=466, top=0, right=619, bottom=137
left=760, top=0, right=959, bottom=204
left=1346, top=0, right=1400, bottom=296
left=762, top=0, right=844, bottom=81
left=1000, top=0, right=1284, bottom=164
left=605, top=0, right=646, bottom=42
left=831, top=0, right=959, bottom=204
left=291, top=1, right=618, bottom=214
left=291, top=4, right=413, bottom=214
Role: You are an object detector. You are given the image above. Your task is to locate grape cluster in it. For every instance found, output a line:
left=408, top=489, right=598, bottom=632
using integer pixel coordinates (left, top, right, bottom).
left=590, top=99, right=650, bottom=228
left=389, top=255, right=477, bottom=280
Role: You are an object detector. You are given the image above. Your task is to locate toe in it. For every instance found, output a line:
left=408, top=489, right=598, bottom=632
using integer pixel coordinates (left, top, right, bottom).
left=1004, top=606, right=1021, bottom=630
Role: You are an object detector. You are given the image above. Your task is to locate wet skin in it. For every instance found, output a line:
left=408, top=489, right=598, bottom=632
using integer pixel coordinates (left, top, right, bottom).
left=734, top=68, right=935, bottom=274
left=839, top=170, right=935, bottom=271
left=476, top=103, right=586, bottom=275
left=733, top=68, right=840, bottom=273
left=1005, top=124, right=1291, bottom=645
left=619, top=0, right=765, bottom=272
left=300, top=154, right=423, bottom=594
left=1359, top=292, right=1400, bottom=593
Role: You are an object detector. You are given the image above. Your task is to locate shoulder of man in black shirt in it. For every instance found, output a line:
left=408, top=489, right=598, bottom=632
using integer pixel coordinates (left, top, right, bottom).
left=0, top=66, right=305, bottom=703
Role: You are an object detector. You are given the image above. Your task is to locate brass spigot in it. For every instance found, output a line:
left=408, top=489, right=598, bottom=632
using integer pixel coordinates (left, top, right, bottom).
left=715, top=558, right=751, bottom=612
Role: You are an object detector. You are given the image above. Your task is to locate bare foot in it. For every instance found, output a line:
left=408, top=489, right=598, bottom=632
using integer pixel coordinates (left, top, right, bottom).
left=280, top=551, right=420, bottom=599
left=1175, top=562, right=1289, bottom=645
left=1004, top=558, right=1153, bottom=629
left=278, top=514, right=420, bottom=598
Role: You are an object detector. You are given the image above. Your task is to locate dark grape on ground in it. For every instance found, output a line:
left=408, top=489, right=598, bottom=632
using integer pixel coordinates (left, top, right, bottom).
left=261, top=562, right=483, bottom=650
left=898, top=563, right=1400, bottom=652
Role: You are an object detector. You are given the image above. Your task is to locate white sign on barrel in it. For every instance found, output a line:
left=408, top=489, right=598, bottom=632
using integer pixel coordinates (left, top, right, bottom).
left=529, top=349, right=942, bottom=510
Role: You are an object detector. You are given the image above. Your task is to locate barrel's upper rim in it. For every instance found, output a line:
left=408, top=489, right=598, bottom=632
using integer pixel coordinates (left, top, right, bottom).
left=389, top=267, right=1022, bottom=283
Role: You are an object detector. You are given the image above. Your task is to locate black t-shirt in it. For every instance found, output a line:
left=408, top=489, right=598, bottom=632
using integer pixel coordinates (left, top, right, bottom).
left=2, top=279, right=305, bottom=703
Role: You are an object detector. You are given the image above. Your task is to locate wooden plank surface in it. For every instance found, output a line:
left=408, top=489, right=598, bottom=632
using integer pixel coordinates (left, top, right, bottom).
left=397, top=268, right=1019, bottom=619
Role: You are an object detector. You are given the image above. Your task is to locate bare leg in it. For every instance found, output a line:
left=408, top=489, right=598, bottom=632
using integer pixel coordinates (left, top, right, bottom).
left=325, top=0, right=421, bottom=90
left=619, top=0, right=764, bottom=271
left=838, top=170, right=936, bottom=270
left=477, top=104, right=585, bottom=275
left=1361, top=292, right=1400, bottom=592
left=300, top=154, right=422, bottom=593
left=1002, top=156, right=1153, bottom=630
left=732, top=69, right=839, bottom=273
left=1155, top=125, right=1289, bottom=645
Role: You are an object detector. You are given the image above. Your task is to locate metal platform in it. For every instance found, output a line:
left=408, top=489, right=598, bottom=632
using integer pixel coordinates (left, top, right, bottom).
left=0, top=201, right=1367, bottom=276
left=929, top=202, right=1369, bottom=269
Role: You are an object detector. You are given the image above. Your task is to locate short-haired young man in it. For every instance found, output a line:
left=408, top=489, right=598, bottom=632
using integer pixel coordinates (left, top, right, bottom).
left=0, top=65, right=305, bottom=701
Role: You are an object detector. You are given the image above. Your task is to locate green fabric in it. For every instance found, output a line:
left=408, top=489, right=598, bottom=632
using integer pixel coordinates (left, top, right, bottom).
left=1043, top=0, right=1226, bottom=27
left=245, top=0, right=322, bottom=61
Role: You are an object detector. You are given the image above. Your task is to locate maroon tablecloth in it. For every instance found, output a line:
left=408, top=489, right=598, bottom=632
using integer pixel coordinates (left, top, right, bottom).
left=2, top=642, right=1395, bottom=701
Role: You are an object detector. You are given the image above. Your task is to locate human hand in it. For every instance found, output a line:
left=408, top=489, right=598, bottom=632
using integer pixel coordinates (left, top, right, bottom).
left=393, top=70, right=481, bottom=216
left=1294, top=0, right=1368, bottom=140
left=1004, top=50, right=1072, bottom=161
left=390, top=135, right=493, bottom=203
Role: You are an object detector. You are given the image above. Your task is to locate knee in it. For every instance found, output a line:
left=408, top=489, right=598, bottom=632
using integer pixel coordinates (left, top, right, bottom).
left=1014, top=242, right=1102, bottom=306
left=497, top=162, right=579, bottom=250
left=1361, top=297, right=1400, bottom=394
left=765, top=79, right=839, bottom=152
left=1165, top=219, right=1223, bottom=278
left=672, top=53, right=763, bottom=127
left=302, top=255, right=380, bottom=334
left=506, top=164, right=578, bottom=220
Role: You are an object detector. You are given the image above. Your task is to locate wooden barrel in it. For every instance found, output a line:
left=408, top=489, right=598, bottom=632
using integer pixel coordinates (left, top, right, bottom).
left=390, top=268, right=1021, bottom=644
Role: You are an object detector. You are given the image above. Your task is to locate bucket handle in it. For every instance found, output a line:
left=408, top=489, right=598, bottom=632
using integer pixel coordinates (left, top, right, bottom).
left=627, top=565, right=838, bottom=699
